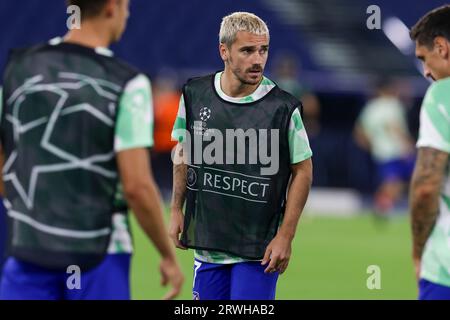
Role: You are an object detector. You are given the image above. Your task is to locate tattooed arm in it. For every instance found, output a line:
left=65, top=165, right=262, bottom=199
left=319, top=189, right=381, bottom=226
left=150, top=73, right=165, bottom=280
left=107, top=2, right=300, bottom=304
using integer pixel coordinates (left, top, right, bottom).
left=409, top=147, right=448, bottom=278
left=169, top=143, right=188, bottom=249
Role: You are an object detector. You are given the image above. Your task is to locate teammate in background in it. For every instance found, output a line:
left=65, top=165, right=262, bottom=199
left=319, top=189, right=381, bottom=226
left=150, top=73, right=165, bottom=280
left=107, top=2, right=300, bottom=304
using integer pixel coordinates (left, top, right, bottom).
left=272, top=54, right=321, bottom=137
left=0, top=0, right=183, bottom=300
left=354, top=78, right=415, bottom=216
left=409, top=5, right=450, bottom=300
left=169, top=12, right=313, bottom=300
left=152, top=73, right=181, bottom=201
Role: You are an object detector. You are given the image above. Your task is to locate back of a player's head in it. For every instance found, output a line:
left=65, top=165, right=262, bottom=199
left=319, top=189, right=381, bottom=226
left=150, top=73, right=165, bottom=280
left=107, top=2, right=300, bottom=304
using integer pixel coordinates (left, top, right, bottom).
left=219, top=12, right=270, bottom=48
left=373, top=76, right=396, bottom=96
left=66, top=0, right=130, bottom=43
left=66, top=0, right=109, bottom=20
left=410, top=5, right=450, bottom=48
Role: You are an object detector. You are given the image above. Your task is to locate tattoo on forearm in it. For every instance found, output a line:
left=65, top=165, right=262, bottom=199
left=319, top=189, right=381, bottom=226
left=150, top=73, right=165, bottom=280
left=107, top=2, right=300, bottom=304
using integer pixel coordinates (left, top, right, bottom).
left=171, top=145, right=187, bottom=210
left=411, top=209, right=439, bottom=258
left=410, top=147, right=449, bottom=258
left=412, top=148, right=441, bottom=184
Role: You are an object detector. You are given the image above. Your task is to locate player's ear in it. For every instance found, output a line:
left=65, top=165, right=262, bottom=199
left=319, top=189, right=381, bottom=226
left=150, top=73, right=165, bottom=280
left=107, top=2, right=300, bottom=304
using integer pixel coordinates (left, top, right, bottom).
left=443, top=39, right=450, bottom=60
left=219, top=43, right=228, bottom=62
left=434, top=36, right=449, bottom=59
left=104, top=0, right=117, bottom=18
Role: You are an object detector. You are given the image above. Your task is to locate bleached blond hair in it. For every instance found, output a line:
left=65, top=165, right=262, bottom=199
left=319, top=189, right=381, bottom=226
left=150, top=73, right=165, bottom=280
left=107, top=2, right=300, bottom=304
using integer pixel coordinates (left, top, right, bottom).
left=219, top=12, right=270, bottom=47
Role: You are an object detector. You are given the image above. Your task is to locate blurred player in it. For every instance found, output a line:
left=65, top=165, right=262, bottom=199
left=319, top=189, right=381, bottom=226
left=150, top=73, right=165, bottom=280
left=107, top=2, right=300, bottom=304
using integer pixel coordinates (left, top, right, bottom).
left=354, top=78, right=415, bottom=216
left=409, top=5, right=450, bottom=300
left=0, top=0, right=183, bottom=300
left=169, top=12, right=313, bottom=300
left=272, top=54, right=321, bottom=137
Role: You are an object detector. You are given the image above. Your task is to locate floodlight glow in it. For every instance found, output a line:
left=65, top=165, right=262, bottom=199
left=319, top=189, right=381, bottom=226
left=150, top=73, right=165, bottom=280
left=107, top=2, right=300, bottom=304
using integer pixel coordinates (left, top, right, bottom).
left=382, top=17, right=414, bottom=55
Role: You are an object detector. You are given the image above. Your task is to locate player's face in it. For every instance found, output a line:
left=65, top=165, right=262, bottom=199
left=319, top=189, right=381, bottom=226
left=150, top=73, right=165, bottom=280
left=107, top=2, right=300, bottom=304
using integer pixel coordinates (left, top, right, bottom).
left=112, top=0, right=130, bottom=42
left=221, top=31, right=269, bottom=86
left=415, top=39, right=450, bottom=81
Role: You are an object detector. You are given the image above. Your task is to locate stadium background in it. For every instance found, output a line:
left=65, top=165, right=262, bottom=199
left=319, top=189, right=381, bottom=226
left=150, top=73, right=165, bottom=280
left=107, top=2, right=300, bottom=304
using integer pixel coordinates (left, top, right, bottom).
left=0, top=0, right=446, bottom=299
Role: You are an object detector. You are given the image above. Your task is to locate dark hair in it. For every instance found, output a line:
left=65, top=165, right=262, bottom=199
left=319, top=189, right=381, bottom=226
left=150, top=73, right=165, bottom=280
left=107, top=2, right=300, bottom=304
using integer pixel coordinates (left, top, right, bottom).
left=373, top=76, right=394, bottom=92
left=66, top=0, right=109, bottom=20
left=410, top=5, right=450, bottom=48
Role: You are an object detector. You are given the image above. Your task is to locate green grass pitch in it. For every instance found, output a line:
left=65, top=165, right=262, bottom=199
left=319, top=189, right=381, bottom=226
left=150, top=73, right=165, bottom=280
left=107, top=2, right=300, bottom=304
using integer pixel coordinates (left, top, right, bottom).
left=130, top=212, right=417, bottom=300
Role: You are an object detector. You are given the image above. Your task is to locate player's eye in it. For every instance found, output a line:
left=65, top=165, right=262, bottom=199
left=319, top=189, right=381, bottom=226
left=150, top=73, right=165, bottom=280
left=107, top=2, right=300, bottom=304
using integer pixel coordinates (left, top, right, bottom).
left=241, top=48, right=254, bottom=54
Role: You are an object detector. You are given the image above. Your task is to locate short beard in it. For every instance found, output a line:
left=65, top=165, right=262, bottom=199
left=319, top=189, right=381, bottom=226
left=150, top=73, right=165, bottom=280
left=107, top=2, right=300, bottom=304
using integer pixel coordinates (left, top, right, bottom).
left=227, top=59, right=261, bottom=86
left=234, top=70, right=259, bottom=85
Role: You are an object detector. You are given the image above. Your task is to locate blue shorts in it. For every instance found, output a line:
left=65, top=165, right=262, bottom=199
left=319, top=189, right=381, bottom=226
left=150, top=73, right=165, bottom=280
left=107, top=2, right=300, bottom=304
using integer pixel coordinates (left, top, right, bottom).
left=419, top=278, right=450, bottom=300
left=192, top=259, right=279, bottom=300
left=0, top=254, right=131, bottom=300
left=377, top=156, right=415, bottom=183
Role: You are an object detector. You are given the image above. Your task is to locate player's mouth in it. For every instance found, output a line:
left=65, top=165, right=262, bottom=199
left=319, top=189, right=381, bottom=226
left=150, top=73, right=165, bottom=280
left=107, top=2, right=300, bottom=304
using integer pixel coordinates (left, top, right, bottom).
left=247, top=69, right=262, bottom=77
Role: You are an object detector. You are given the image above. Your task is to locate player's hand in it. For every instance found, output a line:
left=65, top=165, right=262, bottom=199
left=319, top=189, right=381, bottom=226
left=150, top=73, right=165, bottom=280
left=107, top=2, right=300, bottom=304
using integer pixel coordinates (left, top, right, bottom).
left=261, top=234, right=292, bottom=274
left=169, top=208, right=187, bottom=250
left=160, top=257, right=184, bottom=300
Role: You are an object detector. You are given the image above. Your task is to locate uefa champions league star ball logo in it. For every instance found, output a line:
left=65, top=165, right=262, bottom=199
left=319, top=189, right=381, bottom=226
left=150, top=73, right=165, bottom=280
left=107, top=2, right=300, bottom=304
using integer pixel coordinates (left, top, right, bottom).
left=192, top=107, right=211, bottom=137
left=187, top=167, right=197, bottom=187
left=199, top=107, right=211, bottom=122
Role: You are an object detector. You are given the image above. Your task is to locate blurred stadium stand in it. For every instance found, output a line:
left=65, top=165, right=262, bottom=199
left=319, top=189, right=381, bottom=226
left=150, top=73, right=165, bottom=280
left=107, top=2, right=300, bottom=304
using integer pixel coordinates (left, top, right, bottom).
left=0, top=0, right=445, bottom=198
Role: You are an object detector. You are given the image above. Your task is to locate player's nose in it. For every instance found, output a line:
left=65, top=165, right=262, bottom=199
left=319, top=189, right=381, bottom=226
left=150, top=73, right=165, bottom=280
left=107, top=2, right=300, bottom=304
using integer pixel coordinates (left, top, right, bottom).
left=252, top=52, right=264, bottom=65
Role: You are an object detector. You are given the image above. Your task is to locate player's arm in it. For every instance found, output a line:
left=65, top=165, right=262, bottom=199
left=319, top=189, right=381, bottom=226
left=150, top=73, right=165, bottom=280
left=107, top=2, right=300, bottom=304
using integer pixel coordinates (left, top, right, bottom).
left=389, top=123, right=413, bottom=147
left=117, top=149, right=183, bottom=299
left=282, top=159, right=313, bottom=239
left=410, top=81, right=450, bottom=280
left=169, top=143, right=187, bottom=249
left=409, top=147, right=448, bottom=272
left=353, top=121, right=371, bottom=151
left=262, top=158, right=312, bottom=274
left=262, top=107, right=313, bottom=274
left=386, top=108, right=414, bottom=153
left=169, top=95, right=188, bottom=250
left=116, top=74, right=183, bottom=300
